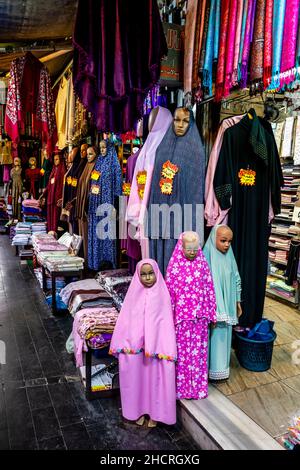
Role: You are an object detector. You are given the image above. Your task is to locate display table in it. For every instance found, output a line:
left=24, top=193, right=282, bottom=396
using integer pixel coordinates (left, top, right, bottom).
left=41, top=265, right=83, bottom=315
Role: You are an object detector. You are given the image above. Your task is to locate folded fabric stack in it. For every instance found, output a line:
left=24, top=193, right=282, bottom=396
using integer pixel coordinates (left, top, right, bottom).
left=269, top=279, right=295, bottom=299
left=31, top=222, right=47, bottom=234
left=22, top=199, right=45, bottom=223
left=43, top=256, right=84, bottom=272
left=60, top=279, right=113, bottom=316
left=96, top=269, right=132, bottom=310
left=269, top=249, right=289, bottom=265
left=271, top=223, right=290, bottom=236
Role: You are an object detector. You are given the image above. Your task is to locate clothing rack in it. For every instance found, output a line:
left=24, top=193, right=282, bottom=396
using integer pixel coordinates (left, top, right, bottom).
left=52, top=59, right=73, bottom=90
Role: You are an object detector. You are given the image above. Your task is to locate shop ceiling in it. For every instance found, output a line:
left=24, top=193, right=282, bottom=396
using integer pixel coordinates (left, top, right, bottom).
left=0, top=0, right=78, bottom=80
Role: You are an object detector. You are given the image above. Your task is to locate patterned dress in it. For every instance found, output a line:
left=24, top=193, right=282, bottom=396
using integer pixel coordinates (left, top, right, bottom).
left=166, top=237, right=216, bottom=400
left=88, top=144, right=122, bottom=270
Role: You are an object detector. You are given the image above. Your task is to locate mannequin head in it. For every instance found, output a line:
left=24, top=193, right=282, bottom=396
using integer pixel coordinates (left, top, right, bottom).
left=216, top=225, right=233, bottom=254
left=148, top=107, right=159, bottom=132
left=182, top=231, right=200, bottom=261
left=80, top=143, right=88, bottom=159
left=87, top=146, right=97, bottom=163
left=173, top=107, right=191, bottom=137
left=14, top=157, right=21, bottom=168
left=54, top=154, right=61, bottom=166
left=99, top=140, right=108, bottom=157
left=68, top=147, right=79, bottom=164
left=139, top=263, right=157, bottom=288
left=29, top=157, right=37, bottom=169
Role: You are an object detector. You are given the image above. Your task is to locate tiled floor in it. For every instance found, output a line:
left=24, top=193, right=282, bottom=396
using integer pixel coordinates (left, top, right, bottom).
left=0, top=234, right=198, bottom=451
left=214, top=297, right=300, bottom=441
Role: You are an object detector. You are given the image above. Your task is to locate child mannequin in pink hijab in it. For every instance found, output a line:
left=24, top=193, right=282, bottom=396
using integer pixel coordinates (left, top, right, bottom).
left=166, top=232, right=217, bottom=400
left=110, top=259, right=177, bottom=427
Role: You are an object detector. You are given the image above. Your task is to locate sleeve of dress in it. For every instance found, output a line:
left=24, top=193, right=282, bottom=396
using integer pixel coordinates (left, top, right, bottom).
left=268, top=128, right=283, bottom=215
left=213, top=130, right=233, bottom=211
left=201, top=257, right=217, bottom=323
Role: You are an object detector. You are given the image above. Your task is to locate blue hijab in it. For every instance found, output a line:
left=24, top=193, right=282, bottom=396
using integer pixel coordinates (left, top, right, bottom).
left=203, top=225, right=241, bottom=325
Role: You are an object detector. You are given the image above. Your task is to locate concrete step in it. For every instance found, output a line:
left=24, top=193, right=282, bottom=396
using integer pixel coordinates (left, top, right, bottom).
left=178, top=385, right=284, bottom=450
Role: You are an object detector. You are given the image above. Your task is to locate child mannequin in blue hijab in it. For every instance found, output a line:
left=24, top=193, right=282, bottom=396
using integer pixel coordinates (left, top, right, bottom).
left=203, top=225, right=242, bottom=380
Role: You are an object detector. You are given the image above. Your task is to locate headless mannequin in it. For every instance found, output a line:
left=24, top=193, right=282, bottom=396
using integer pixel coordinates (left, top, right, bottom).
left=135, top=262, right=158, bottom=429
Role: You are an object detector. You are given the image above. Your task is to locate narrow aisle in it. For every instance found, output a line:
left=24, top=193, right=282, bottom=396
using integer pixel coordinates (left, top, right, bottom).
left=0, top=235, right=196, bottom=450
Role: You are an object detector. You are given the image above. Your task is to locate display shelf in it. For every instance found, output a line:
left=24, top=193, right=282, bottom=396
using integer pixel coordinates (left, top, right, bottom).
left=268, top=272, right=286, bottom=281
left=269, top=258, right=288, bottom=266
left=270, top=231, right=293, bottom=237
left=268, top=243, right=290, bottom=251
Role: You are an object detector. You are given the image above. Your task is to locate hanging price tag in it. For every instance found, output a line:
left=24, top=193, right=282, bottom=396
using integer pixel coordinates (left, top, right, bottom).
left=91, top=184, right=100, bottom=195
left=72, top=178, right=78, bottom=187
left=51, top=177, right=55, bottom=185
left=91, top=170, right=101, bottom=181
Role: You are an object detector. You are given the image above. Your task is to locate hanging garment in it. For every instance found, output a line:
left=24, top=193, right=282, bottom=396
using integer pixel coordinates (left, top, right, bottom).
left=237, top=0, right=249, bottom=82
left=75, top=159, right=96, bottom=262
left=263, top=0, right=273, bottom=88
left=232, top=0, right=244, bottom=85
left=110, top=259, right=177, bottom=424
left=240, top=0, right=256, bottom=89
left=165, top=236, right=216, bottom=399
left=126, top=106, right=173, bottom=259
left=73, top=0, right=167, bottom=133
left=215, top=0, right=230, bottom=101
left=121, top=149, right=142, bottom=274
left=224, top=0, right=238, bottom=96
left=147, top=109, right=205, bottom=276
left=193, top=0, right=208, bottom=94
left=0, top=140, right=13, bottom=165
left=61, top=148, right=87, bottom=231
left=203, top=225, right=241, bottom=380
left=184, top=0, right=202, bottom=99
left=25, top=167, right=41, bottom=199
left=280, top=0, right=300, bottom=87
left=43, top=161, right=66, bottom=232
left=55, top=76, right=68, bottom=150
left=205, top=114, right=244, bottom=227
left=285, top=240, right=300, bottom=286
left=88, top=144, right=122, bottom=270
left=5, top=52, right=57, bottom=153
left=213, top=110, right=283, bottom=327
left=250, top=0, right=266, bottom=84
left=202, top=0, right=218, bottom=97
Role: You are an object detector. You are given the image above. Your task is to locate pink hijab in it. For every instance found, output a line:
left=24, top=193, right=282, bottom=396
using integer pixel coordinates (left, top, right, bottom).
left=126, top=106, right=173, bottom=257
left=109, top=259, right=177, bottom=362
left=165, top=234, right=217, bottom=326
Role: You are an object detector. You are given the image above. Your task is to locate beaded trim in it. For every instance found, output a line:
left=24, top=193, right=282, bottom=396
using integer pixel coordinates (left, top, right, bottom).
left=109, top=347, right=177, bottom=362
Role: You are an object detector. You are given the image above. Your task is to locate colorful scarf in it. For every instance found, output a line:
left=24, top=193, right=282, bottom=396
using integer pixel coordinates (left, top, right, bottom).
left=238, top=0, right=249, bottom=82
left=199, top=1, right=212, bottom=74
left=215, top=0, right=230, bottom=101
left=280, top=0, right=300, bottom=87
left=268, top=0, right=286, bottom=90
left=184, top=0, right=200, bottom=95
left=165, top=235, right=217, bottom=325
left=203, top=225, right=241, bottom=325
left=203, top=0, right=217, bottom=96
left=240, top=0, right=255, bottom=88
left=214, top=0, right=221, bottom=60
left=250, top=0, right=266, bottom=82
left=296, top=8, right=300, bottom=80
left=192, top=0, right=207, bottom=92
left=232, top=0, right=244, bottom=85
left=263, top=0, right=273, bottom=88
left=224, top=0, right=238, bottom=96
left=109, top=259, right=177, bottom=361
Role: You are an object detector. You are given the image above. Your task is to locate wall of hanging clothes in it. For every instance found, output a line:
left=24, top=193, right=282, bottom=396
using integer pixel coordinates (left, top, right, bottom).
left=184, top=0, right=300, bottom=104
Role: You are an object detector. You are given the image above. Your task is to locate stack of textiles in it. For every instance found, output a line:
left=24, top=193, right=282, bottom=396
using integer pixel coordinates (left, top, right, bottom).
left=72, top=306, right=119, bottom=367
left=0, top=197, right=8, bottom=233
left=268, top=279, right=295, bottom=299
left=31, top=222, right=47, bottom=234
left=269, top=236, right=291, bottom=251
left=9, top=225, right=16, bottom=240
left=60, top=279, right=113, bottom=316
left=96, top=269, right=133, bottom=311
left=22, top=199, right=45, bottom=223
left=277, top=208, right=293, bottom=220
left=269, top=265, right=286, bottom=278
left=11, top=222, right=32, bottom=245
left=281, top=193, right=298, bottom=205
left=19, top=248, right=34, bottom=259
